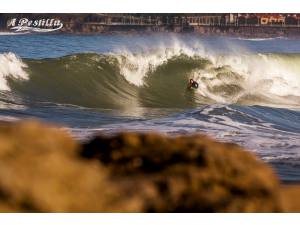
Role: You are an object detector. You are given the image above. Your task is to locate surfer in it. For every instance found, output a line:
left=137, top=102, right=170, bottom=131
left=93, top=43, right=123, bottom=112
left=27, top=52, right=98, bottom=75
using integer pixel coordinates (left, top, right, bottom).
left=188, top=79, right=199, bottom=89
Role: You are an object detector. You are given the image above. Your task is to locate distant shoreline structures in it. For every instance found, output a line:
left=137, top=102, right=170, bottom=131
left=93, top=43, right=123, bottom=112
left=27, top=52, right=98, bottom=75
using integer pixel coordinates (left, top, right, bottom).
left=1, top=13, right=300, bottom=37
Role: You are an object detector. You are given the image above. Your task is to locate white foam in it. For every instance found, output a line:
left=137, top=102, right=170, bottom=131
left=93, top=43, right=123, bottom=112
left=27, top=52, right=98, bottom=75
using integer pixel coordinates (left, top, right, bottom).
left=189, top=52, right=300, bottom=106
left=0, top=52, right=29, bottom=91
left=111, top=37, right=300, bottom=107
left=114, top=38, right=206, bottom=86
left=0, top=115, right=19, bottom=122
left=235, top=37, right=285, bottom=41
left=0, top=32, right=27, bottom=36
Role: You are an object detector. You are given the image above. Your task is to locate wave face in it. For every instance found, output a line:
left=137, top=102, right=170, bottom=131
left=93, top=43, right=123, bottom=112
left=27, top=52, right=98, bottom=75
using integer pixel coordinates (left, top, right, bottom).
left=1, top=50, right=300, bottom=109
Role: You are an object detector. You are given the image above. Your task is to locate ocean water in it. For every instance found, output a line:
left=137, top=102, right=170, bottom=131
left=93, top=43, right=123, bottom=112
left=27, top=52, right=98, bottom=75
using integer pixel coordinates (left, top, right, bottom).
left=0, top=33, right=300, bottom=182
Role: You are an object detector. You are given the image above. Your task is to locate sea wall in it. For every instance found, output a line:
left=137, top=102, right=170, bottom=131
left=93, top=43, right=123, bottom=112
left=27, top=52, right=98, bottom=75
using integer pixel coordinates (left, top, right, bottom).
left=0, top=120, right=299, bottom=212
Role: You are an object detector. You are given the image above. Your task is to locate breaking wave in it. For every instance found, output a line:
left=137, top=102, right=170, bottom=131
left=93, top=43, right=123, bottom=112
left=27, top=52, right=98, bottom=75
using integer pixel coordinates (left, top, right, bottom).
left=1, top=46, right=300, bottom=182
left=1, top=48, right=300, bottom=109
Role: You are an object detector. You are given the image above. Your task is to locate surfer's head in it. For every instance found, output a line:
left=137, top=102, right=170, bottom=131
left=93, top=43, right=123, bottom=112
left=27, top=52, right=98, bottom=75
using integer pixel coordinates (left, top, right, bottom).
left=189, top=79, right=194, bottom=84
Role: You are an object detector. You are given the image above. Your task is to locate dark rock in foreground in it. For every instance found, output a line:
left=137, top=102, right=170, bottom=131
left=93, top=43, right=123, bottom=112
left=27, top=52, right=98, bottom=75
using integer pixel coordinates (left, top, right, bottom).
left=81, top=132, right=282, bottom=212
left=0, top=121, right=298, bottom=212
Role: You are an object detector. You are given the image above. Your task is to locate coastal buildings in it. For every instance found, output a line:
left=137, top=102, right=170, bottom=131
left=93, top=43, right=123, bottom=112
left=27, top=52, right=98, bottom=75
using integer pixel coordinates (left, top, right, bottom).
left=1, top=13, right=300, bottom=36
left=79, top=13, right=300, bottom=27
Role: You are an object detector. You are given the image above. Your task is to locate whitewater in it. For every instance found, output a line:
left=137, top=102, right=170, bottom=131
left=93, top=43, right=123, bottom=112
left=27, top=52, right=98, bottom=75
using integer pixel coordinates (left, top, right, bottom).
left=0, top=33, right=300, bottom=182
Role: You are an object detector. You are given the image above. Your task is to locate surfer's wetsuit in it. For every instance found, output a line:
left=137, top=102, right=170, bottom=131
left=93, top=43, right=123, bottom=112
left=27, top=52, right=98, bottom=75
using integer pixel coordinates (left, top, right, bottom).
left=188, top=79, right=199, bottom=89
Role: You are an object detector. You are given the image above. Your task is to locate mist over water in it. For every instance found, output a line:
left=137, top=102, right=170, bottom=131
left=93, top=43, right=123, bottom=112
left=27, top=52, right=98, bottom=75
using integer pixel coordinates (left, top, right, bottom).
left=0, top=33, right=300, bottom=182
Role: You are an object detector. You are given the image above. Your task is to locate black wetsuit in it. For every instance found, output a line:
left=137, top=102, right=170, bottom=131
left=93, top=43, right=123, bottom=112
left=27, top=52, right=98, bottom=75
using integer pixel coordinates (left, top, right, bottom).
left=190, top=81, right=199, bottom=89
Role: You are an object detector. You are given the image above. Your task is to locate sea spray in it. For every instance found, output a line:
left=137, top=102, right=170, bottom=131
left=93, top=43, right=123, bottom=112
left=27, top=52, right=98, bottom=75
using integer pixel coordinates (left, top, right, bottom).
left=0, top=52, right=28, bottom=91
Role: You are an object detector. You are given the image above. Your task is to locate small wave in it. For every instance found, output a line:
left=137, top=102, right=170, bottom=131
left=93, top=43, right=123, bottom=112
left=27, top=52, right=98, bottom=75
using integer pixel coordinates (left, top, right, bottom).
left=0, top=32, right=29, bottom=36
left=0, top=115, right=20, bottom=122
left=235, top=37, right=287, bottom=41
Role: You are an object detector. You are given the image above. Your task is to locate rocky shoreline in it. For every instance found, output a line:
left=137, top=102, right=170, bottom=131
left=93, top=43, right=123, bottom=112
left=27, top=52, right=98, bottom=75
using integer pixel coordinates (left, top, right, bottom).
left=0, top=120, right=299, bottom=212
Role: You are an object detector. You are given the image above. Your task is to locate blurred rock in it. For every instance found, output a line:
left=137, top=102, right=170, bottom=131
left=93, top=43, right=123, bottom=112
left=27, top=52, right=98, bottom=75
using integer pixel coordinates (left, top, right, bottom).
left=81, top=132, right=282, bottom=212
left=0, top=121, right=142, bottom=212
left=0, top=121, right=298, bottom=212
left=280, top=185, right=300, bottom=212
